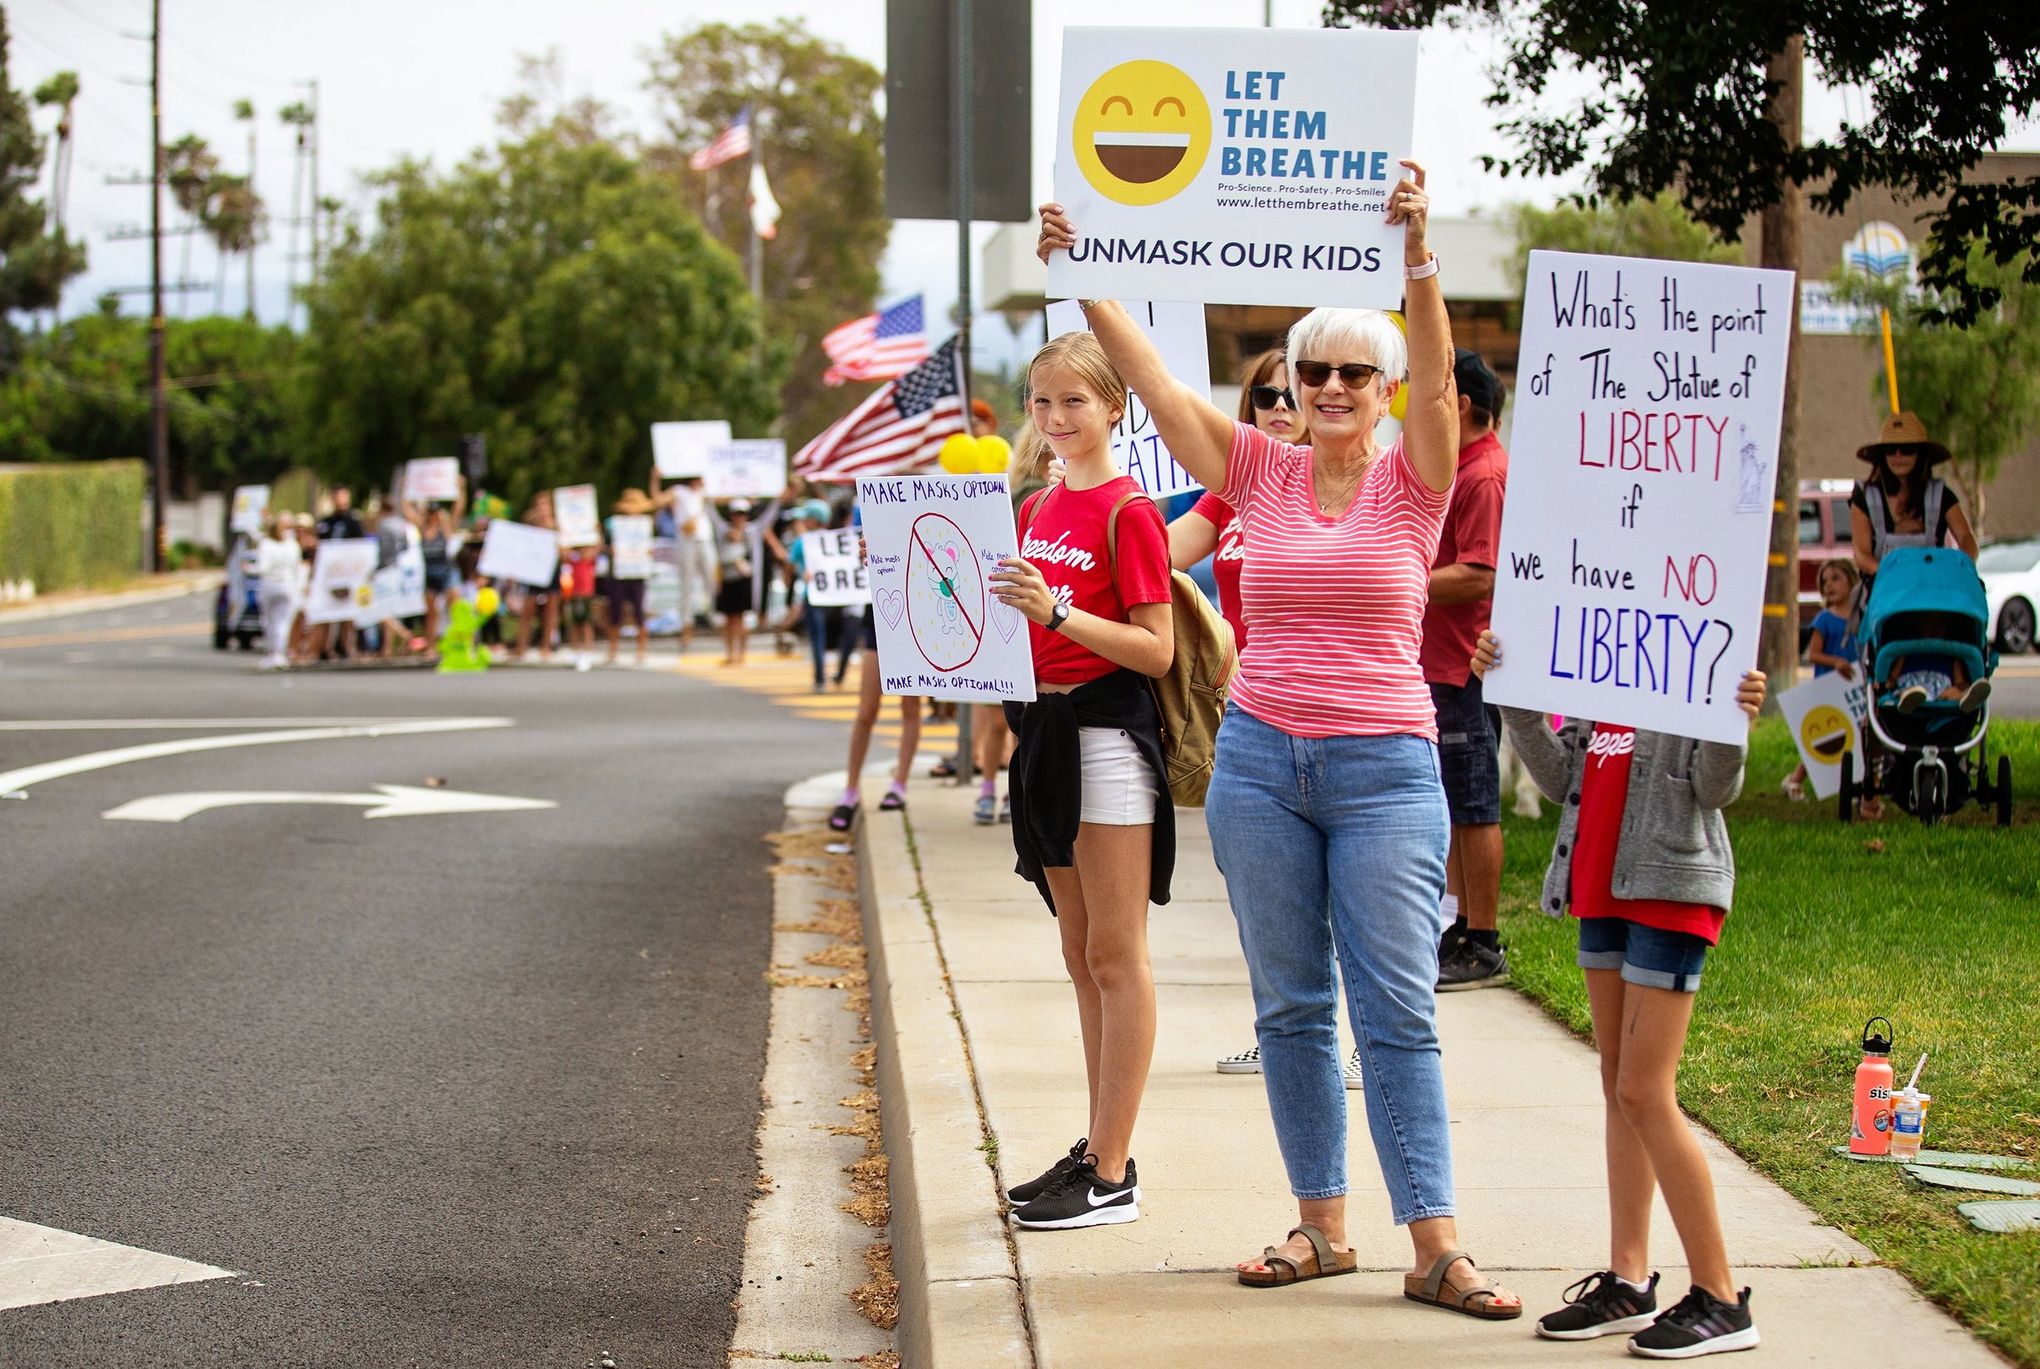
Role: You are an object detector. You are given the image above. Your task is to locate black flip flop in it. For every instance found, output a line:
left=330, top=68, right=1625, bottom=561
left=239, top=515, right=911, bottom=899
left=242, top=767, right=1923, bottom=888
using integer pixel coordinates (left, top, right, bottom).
left=879, top=790, right=906, bottom=812
left=828, top=803, right=856, bottom=832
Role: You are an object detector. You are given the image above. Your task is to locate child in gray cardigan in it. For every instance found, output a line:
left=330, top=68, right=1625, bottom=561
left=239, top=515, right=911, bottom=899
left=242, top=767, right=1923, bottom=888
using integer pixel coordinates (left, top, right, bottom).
left=1470, top=629, right=1767, bottom=1361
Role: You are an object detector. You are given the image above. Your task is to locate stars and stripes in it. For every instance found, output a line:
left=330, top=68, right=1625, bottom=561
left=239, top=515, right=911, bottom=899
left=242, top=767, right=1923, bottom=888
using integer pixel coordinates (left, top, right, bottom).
left=689, top=108, right=753, bottom=172
left=793, top=336, right=967, bottom=481
left=821, top=296, right=931, bottom=386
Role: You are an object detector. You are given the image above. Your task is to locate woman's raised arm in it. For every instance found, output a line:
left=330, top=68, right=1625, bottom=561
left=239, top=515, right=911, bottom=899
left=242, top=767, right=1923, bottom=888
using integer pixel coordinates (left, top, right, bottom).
left=1391, top=162, right=1458, bottom=494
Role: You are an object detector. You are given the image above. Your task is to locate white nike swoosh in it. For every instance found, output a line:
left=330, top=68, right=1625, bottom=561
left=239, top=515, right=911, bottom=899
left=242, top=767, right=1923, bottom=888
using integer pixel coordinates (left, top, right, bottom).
left=1085, top=1186, right=1129, bottom=1207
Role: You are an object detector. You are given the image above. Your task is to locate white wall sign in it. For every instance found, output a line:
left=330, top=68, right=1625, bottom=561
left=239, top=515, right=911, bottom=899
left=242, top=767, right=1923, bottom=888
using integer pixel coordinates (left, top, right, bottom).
left=854, top=474, right=1036, bottom=703
left=1777, top=669, right=1869, bottom=800
left=1046, top=26, right=1418, bottom=309
left=304, top=538, right=380, bottom=625
left=1045, top=299, right=1211, bottom=497
left=404, top=457, right=461, bottom=503
left=229, top=485, right=269, bottom=535
left=1484, top=250, right=1795, bottom=745
left=800, top=529, right=871, bottom=608
left=358, top=546, right=428, bottom=626
left=704, top=439, right=788, bottom=500
left=609, top=515, right=655, bottom=579
left=477, top=519, right=561, bottom=589
left=554, top=484, right=601, bottom=547
left=650, top=420, right=733, bottom=478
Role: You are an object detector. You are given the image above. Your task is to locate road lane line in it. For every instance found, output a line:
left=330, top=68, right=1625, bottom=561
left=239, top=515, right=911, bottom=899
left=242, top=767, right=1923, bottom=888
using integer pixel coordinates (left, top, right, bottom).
left=0, top=718, right=468, bottom=730
left=0, top=623, right=206, bottom=651
left=0, top=718, right=514, bottom=796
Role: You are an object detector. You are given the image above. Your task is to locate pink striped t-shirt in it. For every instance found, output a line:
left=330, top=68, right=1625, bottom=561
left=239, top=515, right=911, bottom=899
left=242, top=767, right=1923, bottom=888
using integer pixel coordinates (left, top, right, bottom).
left=1221, top=422, right=1450, bottom=740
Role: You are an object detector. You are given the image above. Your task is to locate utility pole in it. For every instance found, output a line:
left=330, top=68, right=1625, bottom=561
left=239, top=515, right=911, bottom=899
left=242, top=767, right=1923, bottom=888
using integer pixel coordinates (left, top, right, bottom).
left=147, top=0, right=168, bottom=572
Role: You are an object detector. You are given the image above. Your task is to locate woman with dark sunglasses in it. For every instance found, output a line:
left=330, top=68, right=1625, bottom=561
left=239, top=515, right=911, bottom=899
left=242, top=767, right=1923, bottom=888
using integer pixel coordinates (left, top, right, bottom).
left=1038, top=163, right=1522, bottom=1320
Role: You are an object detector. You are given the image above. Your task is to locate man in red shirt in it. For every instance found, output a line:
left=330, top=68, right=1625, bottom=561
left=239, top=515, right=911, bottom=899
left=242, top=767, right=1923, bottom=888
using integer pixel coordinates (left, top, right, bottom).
left=1427, top=350, right=1511, bottom=990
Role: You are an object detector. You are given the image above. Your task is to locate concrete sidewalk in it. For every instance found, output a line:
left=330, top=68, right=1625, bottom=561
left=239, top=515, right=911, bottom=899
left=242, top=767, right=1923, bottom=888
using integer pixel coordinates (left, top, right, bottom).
left=860, top=776, right=2001, bottom=1368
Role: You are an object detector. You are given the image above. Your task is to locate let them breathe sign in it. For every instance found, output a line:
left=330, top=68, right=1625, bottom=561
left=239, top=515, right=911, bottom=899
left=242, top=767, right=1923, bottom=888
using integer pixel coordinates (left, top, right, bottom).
left=1047, top=26, right=1417, bottom=309
left=1483, top=251, right=1794, bottom=746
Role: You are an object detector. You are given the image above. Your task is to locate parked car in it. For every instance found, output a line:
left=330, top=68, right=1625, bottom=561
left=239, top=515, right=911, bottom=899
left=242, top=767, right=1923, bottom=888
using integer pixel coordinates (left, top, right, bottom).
left=1796, top=479, right=1856, bottom=646
left=1979, top=537, right=2040, bottom=654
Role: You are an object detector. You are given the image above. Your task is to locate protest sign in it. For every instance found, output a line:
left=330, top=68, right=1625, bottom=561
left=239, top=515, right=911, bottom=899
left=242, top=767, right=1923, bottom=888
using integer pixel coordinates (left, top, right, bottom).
left=1778, top=669, right=1869, bottom=800
left=358, top=545, right=428, bottom=627
left=609, top=514, right=655, bottom=579
left=229, top=485, right=269, bottom=535
left=650, top=420, right=733, bottom=478
left=1484, top=250, right=1794, bottom=746
left=1046, top=26, right=1418, bottom=309
left=304, top=538, right=380, bottom=625
left=477, top=518, right=561, bottom=588
left=854, top=474, right=1035, bottom=703
left=801, top=528, right=871, bottom=608
left=554, top=484, right=601, bottom=547
left=704, top=439, right=788, bottom=500
left=1046, top=299, right=1211, bottom=497
left=404, top=457, right=461, bottom=503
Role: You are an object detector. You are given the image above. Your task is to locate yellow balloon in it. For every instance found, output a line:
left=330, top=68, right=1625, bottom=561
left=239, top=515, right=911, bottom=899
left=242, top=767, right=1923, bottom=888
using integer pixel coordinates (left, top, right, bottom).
left=975, top=434, right=1012, bottom=473
left=475, top=586, right=500, bottom=618
left=938, top=432, right=979, bottom=473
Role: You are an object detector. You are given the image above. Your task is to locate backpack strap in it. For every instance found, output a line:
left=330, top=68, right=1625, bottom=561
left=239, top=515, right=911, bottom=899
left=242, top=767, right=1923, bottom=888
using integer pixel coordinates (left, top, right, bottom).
left=1103, top=490, right=1143, bottom=597
left=1923, top=478, right=1947, bottom=546
left=1862, top=482, right=1891, bottom=544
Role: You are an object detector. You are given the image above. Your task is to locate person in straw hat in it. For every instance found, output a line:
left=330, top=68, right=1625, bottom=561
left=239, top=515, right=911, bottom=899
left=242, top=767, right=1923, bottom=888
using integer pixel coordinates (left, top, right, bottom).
left=602, top=488, right=658, bottom=666
left=1848, top=410, right=1978, bottom=594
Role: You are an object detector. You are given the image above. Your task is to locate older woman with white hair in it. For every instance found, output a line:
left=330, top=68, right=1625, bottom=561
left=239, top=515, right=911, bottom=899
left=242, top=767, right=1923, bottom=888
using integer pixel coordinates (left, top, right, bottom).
left=1037, top=163, right=1520, bottom=1319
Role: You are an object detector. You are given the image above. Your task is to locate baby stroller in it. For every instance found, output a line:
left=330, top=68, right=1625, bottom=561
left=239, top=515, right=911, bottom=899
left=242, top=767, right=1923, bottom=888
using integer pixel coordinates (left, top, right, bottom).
left=1840, top=547, right=2011, bottom=826
left=213, top=534, right=263, bottom=651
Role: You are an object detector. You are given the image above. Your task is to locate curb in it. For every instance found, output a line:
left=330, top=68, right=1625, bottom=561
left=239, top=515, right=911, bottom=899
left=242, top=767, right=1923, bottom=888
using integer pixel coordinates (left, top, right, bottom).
left=857, top=806, right=1034, bottom=1369
left=0, top=575, right=213, bottom=626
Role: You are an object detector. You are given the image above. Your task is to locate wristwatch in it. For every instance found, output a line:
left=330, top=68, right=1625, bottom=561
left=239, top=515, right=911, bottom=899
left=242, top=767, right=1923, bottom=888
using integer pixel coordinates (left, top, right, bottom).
left=1046, top=603, right=1071, bottom=632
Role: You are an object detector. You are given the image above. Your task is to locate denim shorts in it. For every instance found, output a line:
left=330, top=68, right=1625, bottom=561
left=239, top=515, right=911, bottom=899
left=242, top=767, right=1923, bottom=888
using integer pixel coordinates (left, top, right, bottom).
left=1430, top=678, right=1501, bottom=826
left=1577, top=916, right=1710, bottom=993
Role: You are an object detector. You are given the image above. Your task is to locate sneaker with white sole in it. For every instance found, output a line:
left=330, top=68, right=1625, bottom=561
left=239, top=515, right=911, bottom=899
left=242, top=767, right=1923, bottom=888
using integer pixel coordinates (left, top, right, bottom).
left=1005, top=1136, right=1087, bottom=1205
left=1342, top=1049, right=1364, bottom=1090
left=1215, top=1045, right=1262, bottom=1074
left=1009, top=1156, right=1139, bottom=1229
left=1627, top=1285, right=1758, bottom=1359
left=1437, top=938, right=1510, bottom=991
left=1537, top=1270, right=1659, bottom=1341
left=973, top=793, right=997, bottom=825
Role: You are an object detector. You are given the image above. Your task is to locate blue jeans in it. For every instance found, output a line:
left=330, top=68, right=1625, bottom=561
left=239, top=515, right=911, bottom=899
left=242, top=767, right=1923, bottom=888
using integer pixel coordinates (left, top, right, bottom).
left=1206, top=706, right=1454, bottom=1221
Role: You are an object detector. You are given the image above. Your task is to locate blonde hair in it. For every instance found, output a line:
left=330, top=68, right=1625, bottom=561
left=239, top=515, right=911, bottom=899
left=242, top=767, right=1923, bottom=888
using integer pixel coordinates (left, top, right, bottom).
left=1014, top=330, right=1130, bottom=484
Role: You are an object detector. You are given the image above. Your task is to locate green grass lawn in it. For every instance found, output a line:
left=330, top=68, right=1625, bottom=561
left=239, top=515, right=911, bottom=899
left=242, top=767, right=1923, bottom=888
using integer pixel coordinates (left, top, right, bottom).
left=1497, top=717, right=2040, bottom=1366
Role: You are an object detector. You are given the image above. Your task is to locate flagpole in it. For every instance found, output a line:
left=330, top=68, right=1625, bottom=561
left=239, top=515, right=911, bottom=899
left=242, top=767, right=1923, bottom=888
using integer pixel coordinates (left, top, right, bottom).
left=750, top=116, right=765, bottom=369
left=949, top=0, right=976, bottom=789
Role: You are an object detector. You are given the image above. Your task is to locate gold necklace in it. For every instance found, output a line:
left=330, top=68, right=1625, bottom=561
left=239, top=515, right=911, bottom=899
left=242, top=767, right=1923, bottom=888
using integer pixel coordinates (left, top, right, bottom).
left=1314, top=450, right=1376, bottom=517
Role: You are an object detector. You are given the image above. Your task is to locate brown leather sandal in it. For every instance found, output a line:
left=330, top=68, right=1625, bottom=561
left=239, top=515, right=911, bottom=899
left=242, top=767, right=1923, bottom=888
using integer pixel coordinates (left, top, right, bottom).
left=1236, top=1222, right=1359, bottom=1288
left=1402, top=1249, right=1522, bottom=1319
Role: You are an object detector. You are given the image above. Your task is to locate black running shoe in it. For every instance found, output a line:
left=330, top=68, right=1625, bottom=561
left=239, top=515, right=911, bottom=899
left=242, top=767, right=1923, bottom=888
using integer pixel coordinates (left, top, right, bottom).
left=1004, top=1136, right=1087, bottom=1205
left=1009, top=1156, right=1139, bottom=1229
left=1536, top=1270, right=1660, bottom=1341
left=1437, top=938, right=1510, bottom=991
left=1628, top=1286, right=1759, bottom=1359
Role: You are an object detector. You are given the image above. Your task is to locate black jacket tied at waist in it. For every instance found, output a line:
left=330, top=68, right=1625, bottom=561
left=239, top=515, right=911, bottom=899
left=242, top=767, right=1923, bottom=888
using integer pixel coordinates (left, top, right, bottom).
left=1003, top=669, right=1174, bottom=914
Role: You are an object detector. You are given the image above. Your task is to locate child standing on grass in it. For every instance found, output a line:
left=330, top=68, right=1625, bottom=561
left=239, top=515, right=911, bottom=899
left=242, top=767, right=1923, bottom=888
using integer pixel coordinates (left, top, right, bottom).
left=1782, top=558, right=1861, bottom=801
left=1471, top=629, right=1767, bottom=1361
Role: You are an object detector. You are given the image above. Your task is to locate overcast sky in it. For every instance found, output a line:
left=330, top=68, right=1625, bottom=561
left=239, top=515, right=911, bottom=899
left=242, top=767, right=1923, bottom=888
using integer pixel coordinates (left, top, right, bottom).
left=12, top=0, right=2037, bottom=369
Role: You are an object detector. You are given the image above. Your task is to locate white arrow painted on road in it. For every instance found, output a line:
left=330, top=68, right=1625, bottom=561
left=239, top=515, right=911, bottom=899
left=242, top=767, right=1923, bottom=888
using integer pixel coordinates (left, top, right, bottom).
left=0, top=1217, right=236, bottom=1311
left=102, top=784, right=557, bottom=824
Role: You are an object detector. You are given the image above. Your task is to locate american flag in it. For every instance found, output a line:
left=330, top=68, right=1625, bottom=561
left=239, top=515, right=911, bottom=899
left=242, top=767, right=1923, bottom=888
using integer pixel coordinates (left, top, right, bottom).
left=689, top=108, right=752, bottom=172
left=794, top=336, right=967, bottom=481
left=821, top=296, right=930, bottom=386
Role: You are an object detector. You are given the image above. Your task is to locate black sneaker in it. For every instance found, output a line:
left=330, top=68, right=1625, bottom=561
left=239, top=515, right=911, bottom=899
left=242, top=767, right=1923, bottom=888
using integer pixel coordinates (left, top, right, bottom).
left=1628, top=1286, right=1759, bottom=1359
left=1437, top=938, right=1510, bottom=991
left=1009, top=1156, right=1139, bottom=1229
left=1438, top=918, right=1468, bottom=965
left=1536, top=1270, right=1660, bottom=1341
left=1005, top=1136, right=1087, bottom=1205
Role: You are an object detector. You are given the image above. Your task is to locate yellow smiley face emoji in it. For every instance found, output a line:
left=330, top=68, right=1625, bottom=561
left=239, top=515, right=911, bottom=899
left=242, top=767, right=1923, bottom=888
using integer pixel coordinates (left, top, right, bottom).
left=1800, top=704, right=1855, bottom=763
left=1072, top=60, right=1212, bottom=207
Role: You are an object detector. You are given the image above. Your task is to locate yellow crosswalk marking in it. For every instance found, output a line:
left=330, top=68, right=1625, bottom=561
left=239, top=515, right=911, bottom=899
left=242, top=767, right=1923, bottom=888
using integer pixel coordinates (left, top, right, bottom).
left=663, top=649, right=958, bottom=752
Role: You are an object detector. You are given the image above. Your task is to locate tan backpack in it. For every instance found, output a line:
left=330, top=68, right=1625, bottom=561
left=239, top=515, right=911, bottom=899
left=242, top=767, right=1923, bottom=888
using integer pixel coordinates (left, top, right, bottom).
left=1022, top=488, right=1239, bottom=807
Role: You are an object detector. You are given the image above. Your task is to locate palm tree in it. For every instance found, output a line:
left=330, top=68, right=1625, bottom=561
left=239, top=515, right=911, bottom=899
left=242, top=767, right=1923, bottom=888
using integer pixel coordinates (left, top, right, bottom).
left=31, top=71, right=79, bottom=235
left=163, top=134, right=218, bottom=315
left=278, top=102, right=314, bottom=321
left=205, top=174, right=261, bottom=315
left=234, top=98, right=258, bottom=320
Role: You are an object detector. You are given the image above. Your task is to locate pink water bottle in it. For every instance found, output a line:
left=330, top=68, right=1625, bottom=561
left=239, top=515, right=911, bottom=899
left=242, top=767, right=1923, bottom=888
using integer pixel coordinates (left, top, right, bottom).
left=1849, top=1017, right=1896, bottom=1155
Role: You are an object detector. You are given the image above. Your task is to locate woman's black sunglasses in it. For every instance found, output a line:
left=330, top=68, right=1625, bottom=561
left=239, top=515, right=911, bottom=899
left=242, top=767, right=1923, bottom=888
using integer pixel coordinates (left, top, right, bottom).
left=1249, top=385, right=1296, bottom=411
left=1293, top=360, right=1384, bottom=388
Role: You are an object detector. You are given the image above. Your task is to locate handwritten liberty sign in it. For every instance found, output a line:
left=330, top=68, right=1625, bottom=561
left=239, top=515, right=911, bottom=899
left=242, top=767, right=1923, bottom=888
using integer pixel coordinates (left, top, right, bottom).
left=1046, top=299, right=1210, bottom=498
left=1484, top=250, right=1794, bottom=746
left=854, top=474, right=1035, bottom=704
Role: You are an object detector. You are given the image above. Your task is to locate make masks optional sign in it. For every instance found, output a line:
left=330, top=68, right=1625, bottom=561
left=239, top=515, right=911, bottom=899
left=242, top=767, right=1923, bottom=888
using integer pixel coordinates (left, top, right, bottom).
left=1047, top=26, right=1418, bottom=309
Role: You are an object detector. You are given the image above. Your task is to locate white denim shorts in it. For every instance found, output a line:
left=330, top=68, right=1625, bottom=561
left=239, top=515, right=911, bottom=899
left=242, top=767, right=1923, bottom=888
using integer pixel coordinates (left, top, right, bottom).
left=1078, top=725, right=1158, bottom=826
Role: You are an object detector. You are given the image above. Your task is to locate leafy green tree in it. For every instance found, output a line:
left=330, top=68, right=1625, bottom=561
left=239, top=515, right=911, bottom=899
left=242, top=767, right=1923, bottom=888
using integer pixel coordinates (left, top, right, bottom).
left=1833, top=255, right=2040, bottom=538
left=293, top=126, right=776, bottom=508
left=645, top=21, right=888, bottom=445
left=1505, top=191, right=1742, bottom=314
left=0, top=11, right=86, bottom=359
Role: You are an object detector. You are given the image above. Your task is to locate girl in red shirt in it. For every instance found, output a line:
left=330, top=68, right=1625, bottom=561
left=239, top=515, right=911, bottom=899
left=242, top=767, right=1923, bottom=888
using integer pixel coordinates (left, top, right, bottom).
left=989, top=330, right=1175, bottom=1232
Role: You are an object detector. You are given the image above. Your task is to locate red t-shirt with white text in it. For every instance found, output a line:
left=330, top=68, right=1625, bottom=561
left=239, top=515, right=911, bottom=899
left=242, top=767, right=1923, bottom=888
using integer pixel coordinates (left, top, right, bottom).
left=1570, top=725, right=1726, bottom=943
left=1190, top=491, right=1246, bottom=650
left=1021, top=478, right=1172, bottom=686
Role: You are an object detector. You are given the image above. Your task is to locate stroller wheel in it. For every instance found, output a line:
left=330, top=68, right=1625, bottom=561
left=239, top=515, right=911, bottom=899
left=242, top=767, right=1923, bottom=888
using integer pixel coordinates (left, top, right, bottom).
left=1915, top=765, right=1945, bottom=826
left=1998, top=755, right=2014, bottom=828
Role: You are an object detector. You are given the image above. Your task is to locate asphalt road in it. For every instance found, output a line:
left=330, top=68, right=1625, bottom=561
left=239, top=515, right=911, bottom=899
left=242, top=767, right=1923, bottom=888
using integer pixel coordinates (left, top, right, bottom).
left=0, top=591, right=840, bottom=1367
